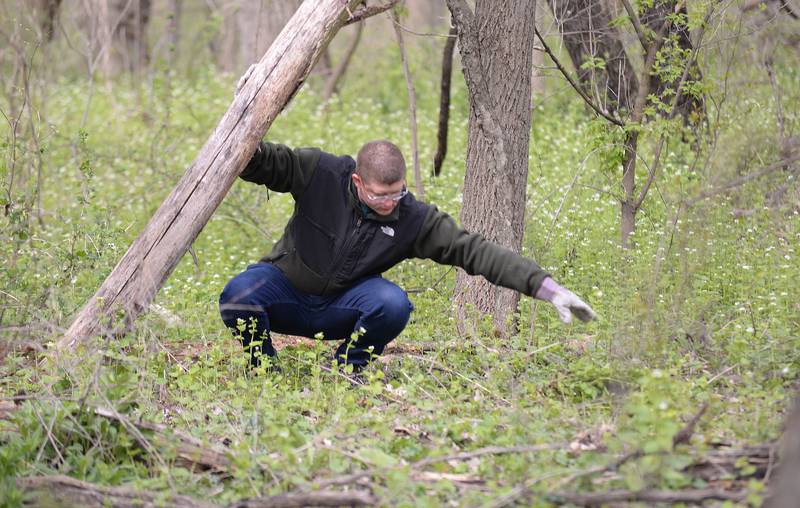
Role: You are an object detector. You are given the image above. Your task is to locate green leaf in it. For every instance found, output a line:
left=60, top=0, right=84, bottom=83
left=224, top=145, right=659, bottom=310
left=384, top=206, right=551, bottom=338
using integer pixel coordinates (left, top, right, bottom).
left=358, top=447, right=398, bottom=468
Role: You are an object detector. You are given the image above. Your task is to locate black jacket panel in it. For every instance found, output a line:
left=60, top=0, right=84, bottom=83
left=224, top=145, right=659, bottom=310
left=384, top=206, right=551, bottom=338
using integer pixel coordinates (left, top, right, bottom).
left=241, top=142, right=549, bottom=297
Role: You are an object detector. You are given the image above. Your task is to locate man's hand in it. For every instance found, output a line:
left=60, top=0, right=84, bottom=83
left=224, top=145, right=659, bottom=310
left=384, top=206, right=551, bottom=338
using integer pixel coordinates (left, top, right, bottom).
left=535, top=277, right=597, bottom=324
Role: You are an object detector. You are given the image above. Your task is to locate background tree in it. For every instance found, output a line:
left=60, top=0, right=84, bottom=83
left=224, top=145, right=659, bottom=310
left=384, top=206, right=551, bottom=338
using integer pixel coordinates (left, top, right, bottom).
left=543, top=0, right=707, bottom=246
left=446, top=0, right=536, bottom=337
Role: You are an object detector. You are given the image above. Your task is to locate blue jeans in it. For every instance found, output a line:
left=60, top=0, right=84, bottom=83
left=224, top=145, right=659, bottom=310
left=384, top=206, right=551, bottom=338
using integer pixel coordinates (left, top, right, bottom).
left=219, top=263, right=413, bottom=369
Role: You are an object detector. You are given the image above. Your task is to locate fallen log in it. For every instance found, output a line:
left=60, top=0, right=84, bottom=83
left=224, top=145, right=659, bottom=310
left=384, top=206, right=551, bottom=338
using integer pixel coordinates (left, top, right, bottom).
left=17, top=475, right=376, bottom=508
left=58, top=0, right=363, bottom=352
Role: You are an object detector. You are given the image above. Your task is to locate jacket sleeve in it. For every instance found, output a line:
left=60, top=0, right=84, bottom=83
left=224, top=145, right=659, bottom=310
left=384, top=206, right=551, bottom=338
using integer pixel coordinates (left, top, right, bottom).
left=239, top=141, right=321, bottom=197
left=411, top=206, right=550, bottom=296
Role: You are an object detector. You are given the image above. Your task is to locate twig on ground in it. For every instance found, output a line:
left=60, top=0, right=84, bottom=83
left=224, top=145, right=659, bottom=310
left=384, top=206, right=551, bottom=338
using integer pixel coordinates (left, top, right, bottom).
left=407, top=353, right=511, bottom=404
left=493, top=402, right=716, bottom=506
left=545, top=488, right=747, bottom=505
left=17, top=475, right=376, bottom=508
left=304, top=442, right=564, bottom=492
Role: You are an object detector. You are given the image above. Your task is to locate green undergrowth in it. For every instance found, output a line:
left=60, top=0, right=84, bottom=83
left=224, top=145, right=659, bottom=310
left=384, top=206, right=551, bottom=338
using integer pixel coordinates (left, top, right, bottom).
left=1, top=41, right=799, bottom=507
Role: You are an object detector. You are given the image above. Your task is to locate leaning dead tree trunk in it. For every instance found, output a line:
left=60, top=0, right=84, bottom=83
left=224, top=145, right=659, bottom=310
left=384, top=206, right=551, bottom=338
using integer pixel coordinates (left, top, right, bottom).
left=59, top=0, right=362, bottom=352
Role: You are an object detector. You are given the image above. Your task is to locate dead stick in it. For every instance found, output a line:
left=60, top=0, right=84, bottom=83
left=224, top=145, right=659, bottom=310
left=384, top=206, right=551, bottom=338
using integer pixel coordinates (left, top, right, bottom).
left=17, top=475, right=376, bottom=508
left=546, top=488, right=746, bottom=505
left=304, top=443, right=564, bottom=491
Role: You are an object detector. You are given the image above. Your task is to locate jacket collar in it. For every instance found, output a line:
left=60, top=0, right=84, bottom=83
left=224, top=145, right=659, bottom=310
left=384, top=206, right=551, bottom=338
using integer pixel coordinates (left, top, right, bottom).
left=348, top=178, right=400, bottom=222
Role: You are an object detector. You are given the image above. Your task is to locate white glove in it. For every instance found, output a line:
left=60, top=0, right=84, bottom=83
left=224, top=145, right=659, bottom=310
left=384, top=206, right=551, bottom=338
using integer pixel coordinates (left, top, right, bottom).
left=535, top=277, right=597, bottom=324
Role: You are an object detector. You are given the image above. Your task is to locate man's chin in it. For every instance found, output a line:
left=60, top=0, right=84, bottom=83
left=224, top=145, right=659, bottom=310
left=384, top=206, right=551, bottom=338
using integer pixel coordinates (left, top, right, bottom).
left=372, top=206, right=395, bottom=216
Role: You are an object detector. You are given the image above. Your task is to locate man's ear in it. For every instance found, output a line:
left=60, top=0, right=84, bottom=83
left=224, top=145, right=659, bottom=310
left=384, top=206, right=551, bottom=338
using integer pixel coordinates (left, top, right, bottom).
left=352, top=173, right=362, bottom=185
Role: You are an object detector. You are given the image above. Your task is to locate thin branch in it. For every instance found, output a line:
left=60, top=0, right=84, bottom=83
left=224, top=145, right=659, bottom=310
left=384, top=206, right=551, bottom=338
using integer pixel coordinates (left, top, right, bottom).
left=388, top=16, right=457, bottom=38
left=633, top=134, right=667, bottom=211
left=406, top=266, right=454, bottom=295
left=534, top=27, right=624, bottom=127
left=391, top=8, right=424, bottom=200
left=343, top=0, right=400, bottom=26
left=686, top=154, right=800, bottom=206
left=620, top=0, right=649, bottom=51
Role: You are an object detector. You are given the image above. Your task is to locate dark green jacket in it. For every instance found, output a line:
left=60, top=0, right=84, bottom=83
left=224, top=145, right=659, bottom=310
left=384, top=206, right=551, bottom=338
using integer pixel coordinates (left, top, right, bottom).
left=240, top=141, right=549, bottom=296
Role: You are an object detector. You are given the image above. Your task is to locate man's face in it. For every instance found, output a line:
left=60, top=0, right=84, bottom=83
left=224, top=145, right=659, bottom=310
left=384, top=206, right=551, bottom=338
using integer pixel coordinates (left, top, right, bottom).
left=352, top=173, right=407, bottom=216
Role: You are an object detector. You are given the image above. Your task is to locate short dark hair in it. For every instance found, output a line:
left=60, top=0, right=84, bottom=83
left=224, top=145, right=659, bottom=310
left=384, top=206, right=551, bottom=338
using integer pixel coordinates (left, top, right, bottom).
left=355, top=140, right=406, bottom=184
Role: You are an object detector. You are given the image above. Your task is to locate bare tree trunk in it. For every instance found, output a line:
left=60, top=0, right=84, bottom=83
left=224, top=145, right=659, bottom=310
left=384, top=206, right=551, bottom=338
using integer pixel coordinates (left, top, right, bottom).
left=619, top=3, right=673, bottom=247
left=447, top=0, right=536, bottom=337
left=58, top=0, right=363, bottom=352
left=433, top=24, right=457, bottom=176
left=322, top=20, right=363, bottom=101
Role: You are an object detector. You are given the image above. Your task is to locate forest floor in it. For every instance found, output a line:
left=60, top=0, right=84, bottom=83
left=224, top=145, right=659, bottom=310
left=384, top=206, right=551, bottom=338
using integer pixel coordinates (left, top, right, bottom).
left=1, top=60, right=799, bottom=507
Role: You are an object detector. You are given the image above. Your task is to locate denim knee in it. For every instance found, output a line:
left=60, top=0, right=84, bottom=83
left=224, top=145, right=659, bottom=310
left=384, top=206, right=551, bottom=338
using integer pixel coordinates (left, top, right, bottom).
left=218, top=269, right=268, bottom=324
left=369, top=285, right=413, bottom=332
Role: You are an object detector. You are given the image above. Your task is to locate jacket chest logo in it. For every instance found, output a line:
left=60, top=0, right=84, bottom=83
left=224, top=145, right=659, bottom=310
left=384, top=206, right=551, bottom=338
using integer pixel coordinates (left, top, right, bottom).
left=380, top=225, right=395, bottom=237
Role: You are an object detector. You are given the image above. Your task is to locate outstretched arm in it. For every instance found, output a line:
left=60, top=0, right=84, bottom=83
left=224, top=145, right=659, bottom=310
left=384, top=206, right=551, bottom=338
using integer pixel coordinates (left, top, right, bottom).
left=412, top=206, right=596, bottom=323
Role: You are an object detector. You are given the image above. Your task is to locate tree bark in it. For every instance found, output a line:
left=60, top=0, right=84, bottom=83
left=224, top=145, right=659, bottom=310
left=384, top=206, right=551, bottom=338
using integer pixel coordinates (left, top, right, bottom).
left=447, top=0, right=536, bottom=337
left=58, top=0, right=363, bottom=351
left=762, top=391, right=800, bottom=508
left=433, top=24, right=457, bottom=176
